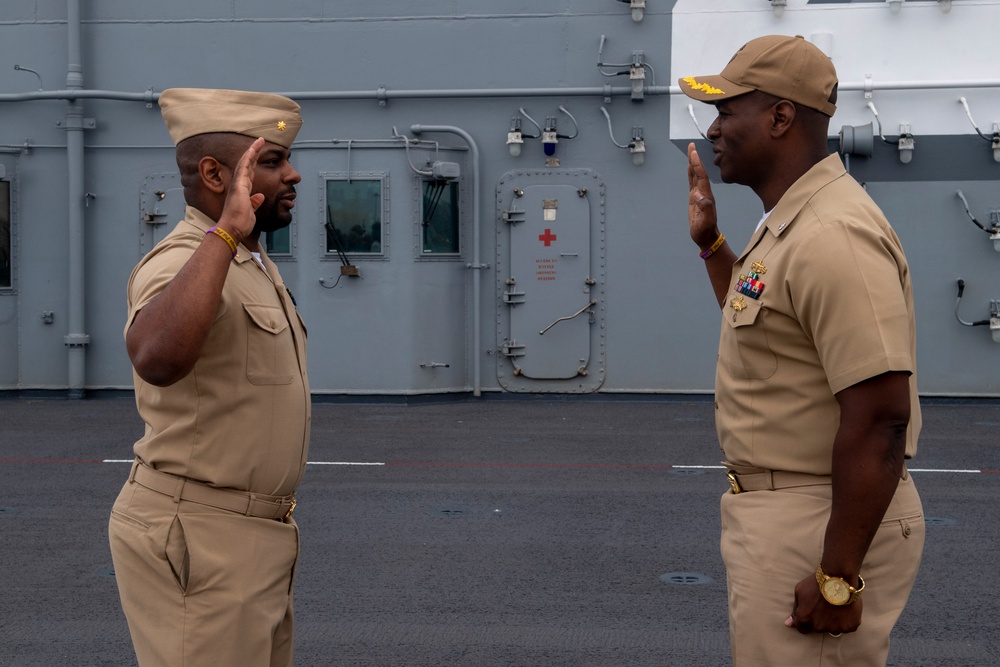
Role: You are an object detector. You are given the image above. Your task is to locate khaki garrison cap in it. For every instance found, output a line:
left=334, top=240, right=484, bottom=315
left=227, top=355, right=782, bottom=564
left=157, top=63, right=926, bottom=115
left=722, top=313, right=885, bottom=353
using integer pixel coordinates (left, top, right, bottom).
left=678, top=35, right=838, bottom=117
left=158, top=88, right=303, bottom=148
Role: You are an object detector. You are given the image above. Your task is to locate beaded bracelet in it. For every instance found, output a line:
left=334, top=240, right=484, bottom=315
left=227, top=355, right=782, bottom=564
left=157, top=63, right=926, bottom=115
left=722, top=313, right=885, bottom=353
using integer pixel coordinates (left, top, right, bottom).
left=699, top=233, right=726, bottom=260
left=206, top=226, right=238, bottom=257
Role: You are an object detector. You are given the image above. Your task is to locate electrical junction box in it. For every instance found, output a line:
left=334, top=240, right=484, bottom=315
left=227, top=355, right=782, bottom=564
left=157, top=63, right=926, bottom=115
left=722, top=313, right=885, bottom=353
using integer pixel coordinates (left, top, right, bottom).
left=431, top=161, right=460, bottom=181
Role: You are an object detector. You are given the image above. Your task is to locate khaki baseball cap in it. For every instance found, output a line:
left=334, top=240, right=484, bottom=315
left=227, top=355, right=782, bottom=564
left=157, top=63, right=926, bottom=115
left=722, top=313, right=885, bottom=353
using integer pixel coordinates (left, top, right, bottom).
left=678, top=35, right=837, bottom=117
left=158, top=88, right=303, bottom=148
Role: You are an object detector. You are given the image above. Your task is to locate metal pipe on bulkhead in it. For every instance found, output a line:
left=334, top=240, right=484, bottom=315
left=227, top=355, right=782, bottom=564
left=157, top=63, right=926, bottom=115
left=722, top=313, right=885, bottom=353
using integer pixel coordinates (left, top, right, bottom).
left=64, top=0, right=90, bottom=398
left=409, top=125, right=482, bottom=397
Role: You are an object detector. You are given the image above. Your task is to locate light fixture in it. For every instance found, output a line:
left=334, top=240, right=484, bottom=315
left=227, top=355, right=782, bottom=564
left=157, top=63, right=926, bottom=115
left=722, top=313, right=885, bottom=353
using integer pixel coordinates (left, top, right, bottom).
left=897, top=123, right=914, bottom=164
left=958, top=97, right=1000, bottom=161
left=599, top=106, right=645, bottom=166
left=887, top=0, right=902, bottom=13
left=542, top=117, right=559, bottom=157
left=629, top=126, right=646, bottom=165
left=954, top=280, right=1000, bottom=341
left=506, top=117, right=523, bottom=157
left=955, top=190, right=1000, bottom=252
left=617, top=0, right=646, bottom=22
left=631, top=0, right=645, bottom=22
left=770, top=0, right=787, bottom=18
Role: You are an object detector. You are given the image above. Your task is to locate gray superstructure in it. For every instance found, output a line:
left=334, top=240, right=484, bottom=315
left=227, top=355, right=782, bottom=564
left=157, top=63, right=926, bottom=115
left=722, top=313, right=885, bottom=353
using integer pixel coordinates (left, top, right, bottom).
left=1, top=0, right=998, bottom=397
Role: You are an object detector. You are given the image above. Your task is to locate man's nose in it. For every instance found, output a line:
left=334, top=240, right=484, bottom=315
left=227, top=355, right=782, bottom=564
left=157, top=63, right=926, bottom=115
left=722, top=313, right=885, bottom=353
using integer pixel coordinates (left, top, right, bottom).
left=707, top=117, right=721, bottom=141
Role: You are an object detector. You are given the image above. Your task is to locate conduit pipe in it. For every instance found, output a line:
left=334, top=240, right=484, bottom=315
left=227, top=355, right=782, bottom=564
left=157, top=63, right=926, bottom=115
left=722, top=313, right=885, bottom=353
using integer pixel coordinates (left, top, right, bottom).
left=4, top=78, right=1000, bottom=106
left=409, top=124, right=482, bottom=397
left=64, top=0, right=89, bottom=399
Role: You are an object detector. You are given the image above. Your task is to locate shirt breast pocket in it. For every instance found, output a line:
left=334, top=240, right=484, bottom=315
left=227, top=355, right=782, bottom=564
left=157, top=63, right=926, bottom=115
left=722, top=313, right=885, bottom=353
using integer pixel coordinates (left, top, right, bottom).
left=243, top=303, right=296, bottom=385
left=721, top=298, right=777, bottom=380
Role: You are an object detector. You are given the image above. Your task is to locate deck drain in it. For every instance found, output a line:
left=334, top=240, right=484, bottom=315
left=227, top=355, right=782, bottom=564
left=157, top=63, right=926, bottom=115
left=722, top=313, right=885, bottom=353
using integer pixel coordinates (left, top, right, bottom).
left=435, top=508, right=468, bottom=517
left=923, top=517, right=955, bottom=527
left=660, top=572, right=713, bottom=586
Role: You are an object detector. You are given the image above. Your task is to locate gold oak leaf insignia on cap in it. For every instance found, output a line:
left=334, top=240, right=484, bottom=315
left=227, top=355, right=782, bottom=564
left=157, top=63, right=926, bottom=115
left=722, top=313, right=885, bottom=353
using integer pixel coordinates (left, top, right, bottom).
left=682, top=77, right=725, bottom=95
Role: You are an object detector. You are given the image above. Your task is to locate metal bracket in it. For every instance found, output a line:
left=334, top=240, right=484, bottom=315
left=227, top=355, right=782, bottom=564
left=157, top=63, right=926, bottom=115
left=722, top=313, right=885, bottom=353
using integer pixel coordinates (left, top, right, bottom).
left=630, top=51, right=646, bottom=102
left=502, top=209, right=526, bottom=225
left=503, top=290, right=526, bottom=305
left=501, top=340, right=526, bottom=358
left=56, top=117, right=96, bottom=130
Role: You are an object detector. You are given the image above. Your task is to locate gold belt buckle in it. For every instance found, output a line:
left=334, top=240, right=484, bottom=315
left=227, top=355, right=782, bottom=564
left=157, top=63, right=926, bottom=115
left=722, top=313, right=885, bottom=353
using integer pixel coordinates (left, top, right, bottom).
left=726, top=470, right=743, bottom=494
left=283, top=498, right=297, bottom=522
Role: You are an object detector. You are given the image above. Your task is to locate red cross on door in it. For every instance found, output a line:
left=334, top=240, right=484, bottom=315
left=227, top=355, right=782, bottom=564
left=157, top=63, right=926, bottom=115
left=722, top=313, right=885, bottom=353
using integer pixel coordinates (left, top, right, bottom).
left=538, top=228, right=557, bottom=246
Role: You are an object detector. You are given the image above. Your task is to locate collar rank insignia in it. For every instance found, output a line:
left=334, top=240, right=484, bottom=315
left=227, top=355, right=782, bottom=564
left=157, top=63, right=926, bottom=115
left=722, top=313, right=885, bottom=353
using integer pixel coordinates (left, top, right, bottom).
left=735, top=271, right=765, bottom=300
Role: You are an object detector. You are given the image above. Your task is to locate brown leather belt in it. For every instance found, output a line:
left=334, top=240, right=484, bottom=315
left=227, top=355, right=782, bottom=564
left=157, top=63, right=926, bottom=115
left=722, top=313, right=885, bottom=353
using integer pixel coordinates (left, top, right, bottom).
left=129, top=459, right=296, bottom=521
left=724, top=463, right=832, bottom=494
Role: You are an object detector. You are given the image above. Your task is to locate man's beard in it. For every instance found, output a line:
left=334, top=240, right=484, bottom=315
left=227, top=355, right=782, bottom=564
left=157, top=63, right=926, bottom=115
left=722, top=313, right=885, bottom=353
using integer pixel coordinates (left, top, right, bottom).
left=252, top=198, right=293, bottom=235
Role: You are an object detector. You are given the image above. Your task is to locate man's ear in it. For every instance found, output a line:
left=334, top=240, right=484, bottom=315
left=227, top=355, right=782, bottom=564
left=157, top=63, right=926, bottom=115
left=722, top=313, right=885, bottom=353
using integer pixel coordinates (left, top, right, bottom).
left=770, top=100, right=797, bottom=138
left=198, top=156, right=229, bottom=194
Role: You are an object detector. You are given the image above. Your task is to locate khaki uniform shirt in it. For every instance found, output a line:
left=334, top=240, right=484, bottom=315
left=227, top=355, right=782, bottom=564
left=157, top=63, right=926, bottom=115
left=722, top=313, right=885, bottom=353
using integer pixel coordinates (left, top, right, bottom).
left=716, top=153, right=919, bottom=475
left=125, top=206, right=310, bottom=496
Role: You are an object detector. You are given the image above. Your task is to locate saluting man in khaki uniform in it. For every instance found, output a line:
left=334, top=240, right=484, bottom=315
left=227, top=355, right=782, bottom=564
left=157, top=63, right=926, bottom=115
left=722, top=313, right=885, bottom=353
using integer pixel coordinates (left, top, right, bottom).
left=109, top=89, right=310, bottom=667
left=680, top=36, right=924, bottom=666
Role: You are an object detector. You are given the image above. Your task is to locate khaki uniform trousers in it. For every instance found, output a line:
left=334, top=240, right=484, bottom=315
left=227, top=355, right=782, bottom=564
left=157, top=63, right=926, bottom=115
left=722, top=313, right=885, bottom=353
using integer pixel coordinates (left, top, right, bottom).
left=720, top=473, right=923, bottom=667
left=109, top=477, right=299, bottom=667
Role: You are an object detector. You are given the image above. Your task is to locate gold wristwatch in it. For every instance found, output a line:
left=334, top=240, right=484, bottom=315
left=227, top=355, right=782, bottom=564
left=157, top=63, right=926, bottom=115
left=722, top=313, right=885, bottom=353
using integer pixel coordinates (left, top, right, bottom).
left=815, top=564, right=865, bottom=606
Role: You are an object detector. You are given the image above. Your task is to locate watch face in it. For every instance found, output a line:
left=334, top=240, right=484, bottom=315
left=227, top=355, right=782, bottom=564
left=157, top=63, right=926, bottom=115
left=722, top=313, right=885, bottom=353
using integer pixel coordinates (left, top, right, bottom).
left=822, top=578, right=851, bottom=605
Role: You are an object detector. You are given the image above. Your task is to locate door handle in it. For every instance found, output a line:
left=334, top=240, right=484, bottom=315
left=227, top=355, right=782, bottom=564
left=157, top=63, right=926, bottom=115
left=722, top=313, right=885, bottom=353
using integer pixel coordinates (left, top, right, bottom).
left=539, top=300, right=596, bottom=335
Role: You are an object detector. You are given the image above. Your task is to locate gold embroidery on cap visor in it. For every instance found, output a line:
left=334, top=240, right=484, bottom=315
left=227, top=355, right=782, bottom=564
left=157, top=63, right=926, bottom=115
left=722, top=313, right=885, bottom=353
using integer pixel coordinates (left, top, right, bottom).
left=682, top=77, right=725, bottom=96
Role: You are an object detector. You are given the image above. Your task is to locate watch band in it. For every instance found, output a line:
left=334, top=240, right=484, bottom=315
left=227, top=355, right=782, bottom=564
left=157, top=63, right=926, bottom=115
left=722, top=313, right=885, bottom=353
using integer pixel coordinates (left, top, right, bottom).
left=815, top=564, right=865, bottom=606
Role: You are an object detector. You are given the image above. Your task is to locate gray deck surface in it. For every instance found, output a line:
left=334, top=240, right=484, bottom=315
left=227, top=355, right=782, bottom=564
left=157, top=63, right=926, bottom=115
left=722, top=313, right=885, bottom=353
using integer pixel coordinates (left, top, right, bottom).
left=1, top=394, right=997, bottom=666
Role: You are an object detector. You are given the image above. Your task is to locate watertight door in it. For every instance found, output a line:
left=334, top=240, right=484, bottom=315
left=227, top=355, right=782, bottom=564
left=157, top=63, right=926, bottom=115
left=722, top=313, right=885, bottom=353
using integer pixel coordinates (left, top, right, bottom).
left=496, top=169, right=605, bottom=392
